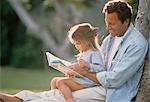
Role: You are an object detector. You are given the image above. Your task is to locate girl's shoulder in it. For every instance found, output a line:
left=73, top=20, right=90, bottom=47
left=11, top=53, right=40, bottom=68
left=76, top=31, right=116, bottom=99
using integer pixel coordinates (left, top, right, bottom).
left=90, top=49, right=100, bottom=54
left=83, top=50, right=101, bottom=57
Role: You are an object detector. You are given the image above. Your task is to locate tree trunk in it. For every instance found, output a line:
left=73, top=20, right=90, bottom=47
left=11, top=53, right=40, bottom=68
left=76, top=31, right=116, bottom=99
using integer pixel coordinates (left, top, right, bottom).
left=135, top=0, right=150, bottom=101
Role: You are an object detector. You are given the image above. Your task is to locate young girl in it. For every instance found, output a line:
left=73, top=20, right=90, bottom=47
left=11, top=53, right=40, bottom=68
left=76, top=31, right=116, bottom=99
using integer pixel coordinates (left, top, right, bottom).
left=50, top=23, right=104, bottom=102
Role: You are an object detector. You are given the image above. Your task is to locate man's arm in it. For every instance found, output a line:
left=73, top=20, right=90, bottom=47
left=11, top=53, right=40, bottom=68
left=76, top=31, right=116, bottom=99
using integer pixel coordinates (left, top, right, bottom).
left=97, top=45, right=148, bottom=88
left=82, top=71, right=99, bottom=84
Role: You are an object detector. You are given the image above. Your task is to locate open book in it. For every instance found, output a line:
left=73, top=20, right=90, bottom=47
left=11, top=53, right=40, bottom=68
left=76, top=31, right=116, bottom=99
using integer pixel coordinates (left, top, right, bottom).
left=46, top=52, right=83, bottom=77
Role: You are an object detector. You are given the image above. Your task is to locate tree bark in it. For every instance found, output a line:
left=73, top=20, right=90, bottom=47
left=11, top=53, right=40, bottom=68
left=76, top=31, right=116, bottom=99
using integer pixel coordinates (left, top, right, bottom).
left=135, top=0, right=150, bottom=101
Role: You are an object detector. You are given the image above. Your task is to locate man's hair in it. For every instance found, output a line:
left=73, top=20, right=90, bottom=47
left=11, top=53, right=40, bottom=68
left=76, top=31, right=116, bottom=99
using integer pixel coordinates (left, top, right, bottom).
left=102, top=0, right=132, bottom=23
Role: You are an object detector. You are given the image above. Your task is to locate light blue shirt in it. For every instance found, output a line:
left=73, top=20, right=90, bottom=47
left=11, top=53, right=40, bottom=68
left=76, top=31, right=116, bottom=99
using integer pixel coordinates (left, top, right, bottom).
left=74, top=50, right=105, bottom=87
left=96, top=23, right=148, bottom=102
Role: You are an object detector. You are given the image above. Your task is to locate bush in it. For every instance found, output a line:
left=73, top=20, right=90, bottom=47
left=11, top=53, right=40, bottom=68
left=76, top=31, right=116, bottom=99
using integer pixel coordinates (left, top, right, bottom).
left=10, top=35, right=44, bottom=69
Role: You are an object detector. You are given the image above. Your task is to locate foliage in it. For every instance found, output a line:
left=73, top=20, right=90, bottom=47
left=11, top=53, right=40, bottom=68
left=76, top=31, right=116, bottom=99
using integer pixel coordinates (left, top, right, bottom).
left=0, top=0, right=19, bottom=65
left=43, top=0, right=54, bottom=12
left=0, top=0, right=44, bottom=68
left=127, top=0, right=138, bottom=22
left=10, top=33, right=44, bottom=68
left=21, top=0, right=32, bottom=11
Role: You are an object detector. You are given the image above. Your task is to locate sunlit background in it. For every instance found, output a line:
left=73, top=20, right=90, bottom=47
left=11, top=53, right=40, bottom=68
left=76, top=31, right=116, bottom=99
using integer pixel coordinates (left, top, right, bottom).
left=0, top=0, right=138, bottom=94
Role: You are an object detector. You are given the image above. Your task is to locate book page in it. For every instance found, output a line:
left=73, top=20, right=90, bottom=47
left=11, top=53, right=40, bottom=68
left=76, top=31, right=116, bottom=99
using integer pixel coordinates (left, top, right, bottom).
left=46, top=52, right=83, bottom=77
left=46, top=52, right=71, bottom=66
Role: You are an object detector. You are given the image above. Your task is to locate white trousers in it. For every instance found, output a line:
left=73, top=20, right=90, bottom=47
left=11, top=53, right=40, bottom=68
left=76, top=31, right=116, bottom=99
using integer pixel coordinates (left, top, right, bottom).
left=15, top=86, right=106, bottom=102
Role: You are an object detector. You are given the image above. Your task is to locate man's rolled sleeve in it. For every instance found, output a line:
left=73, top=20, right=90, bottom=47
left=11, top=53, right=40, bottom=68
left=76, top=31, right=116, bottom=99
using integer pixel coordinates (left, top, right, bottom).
left=96, top=71, right=109, bottom=87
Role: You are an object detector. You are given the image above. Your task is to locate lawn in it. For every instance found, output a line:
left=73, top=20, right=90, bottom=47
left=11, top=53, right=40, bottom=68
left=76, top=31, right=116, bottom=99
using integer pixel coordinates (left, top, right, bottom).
left=0, top=67, right=63, bottom=94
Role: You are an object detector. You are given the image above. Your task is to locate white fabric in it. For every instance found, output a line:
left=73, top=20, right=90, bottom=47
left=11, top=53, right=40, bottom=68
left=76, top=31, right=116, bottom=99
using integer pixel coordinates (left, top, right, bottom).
left=15, top=89, right=65, bottom=102
left=15, top=86, right=106, bottom=102
left=106, top=36, right=124, bottom=69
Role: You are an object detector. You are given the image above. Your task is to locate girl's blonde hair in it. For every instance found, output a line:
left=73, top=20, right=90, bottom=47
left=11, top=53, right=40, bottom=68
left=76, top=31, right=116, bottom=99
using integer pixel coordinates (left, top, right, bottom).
left=68, top=23, right=100, bottom=50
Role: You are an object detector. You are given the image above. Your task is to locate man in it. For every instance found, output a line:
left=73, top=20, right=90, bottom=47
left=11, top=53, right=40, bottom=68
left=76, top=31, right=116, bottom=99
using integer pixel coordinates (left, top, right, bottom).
left=0, top=0, right=148, bottom=102
left=72, top=0, right=148, bottom=102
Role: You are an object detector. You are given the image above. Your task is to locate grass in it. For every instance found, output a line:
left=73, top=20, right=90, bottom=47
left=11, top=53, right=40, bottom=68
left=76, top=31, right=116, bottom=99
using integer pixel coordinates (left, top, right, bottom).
left=0, top=67, right=63, bottom=94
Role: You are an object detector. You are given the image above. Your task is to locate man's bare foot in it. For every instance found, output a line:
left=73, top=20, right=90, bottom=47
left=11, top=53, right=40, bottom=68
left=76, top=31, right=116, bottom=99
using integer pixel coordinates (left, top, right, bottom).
left=0, top=93, right=23, bottom=102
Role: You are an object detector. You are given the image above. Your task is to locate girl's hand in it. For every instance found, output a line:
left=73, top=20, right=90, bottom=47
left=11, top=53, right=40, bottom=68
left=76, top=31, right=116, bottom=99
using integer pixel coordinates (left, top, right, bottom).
left=66, top=70, right=75, bottom=77
left=68, top=62, right=88, bottom=76
left=67, top=63, right=79, bottom=77
left=78, top=59, right=90, bottom=70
